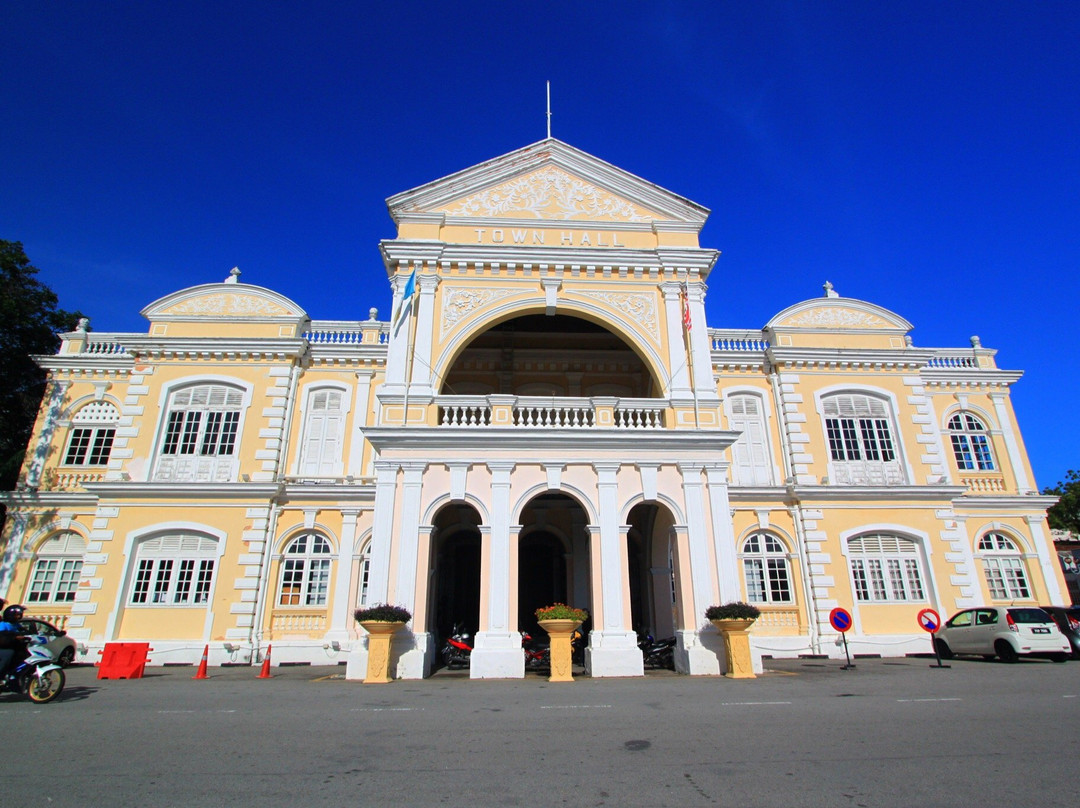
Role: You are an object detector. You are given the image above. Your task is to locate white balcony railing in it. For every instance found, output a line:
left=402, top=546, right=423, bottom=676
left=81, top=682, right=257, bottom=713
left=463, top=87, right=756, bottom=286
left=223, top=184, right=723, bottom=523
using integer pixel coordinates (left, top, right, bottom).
left=436, top=396, right=667, bottom=429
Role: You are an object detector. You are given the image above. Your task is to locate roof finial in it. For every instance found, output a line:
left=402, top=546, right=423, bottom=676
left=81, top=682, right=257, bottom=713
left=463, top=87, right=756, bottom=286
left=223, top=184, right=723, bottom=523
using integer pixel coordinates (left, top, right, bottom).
left=546, top=80, right=552, bottom=139
left=225, top=266, right=241, bottom=284
left=823, top=280, right=838, bottom=298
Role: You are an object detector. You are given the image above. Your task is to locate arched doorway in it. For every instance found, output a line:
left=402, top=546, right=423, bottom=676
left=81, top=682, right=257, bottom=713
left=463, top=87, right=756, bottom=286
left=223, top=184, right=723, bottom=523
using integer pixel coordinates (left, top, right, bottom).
left=517, top=492, right=591, bottom=639
left=626, top=502, right=679, bottom=640
left=429, top=503, right=482, bottom=658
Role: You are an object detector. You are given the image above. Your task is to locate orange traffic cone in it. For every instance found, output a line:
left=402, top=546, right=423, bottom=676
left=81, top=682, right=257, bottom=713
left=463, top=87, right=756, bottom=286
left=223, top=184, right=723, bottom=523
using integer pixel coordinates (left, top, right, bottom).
left=257, top=644, right=273, bottom=678
left=192, top=644, right=209, bottom=679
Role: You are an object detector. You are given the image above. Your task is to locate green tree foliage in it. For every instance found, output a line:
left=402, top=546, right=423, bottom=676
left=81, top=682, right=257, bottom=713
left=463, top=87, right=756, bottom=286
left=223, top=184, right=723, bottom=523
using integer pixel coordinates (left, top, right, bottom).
left=0, top=240, right=83, bottom=490
left=1042, top=469, right=1080, bottom=535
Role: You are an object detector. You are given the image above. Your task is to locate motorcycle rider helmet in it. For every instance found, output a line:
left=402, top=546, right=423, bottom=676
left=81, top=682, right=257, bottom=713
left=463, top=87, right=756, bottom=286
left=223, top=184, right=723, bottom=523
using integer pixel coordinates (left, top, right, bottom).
left=2, top=604, right=25, bottom=623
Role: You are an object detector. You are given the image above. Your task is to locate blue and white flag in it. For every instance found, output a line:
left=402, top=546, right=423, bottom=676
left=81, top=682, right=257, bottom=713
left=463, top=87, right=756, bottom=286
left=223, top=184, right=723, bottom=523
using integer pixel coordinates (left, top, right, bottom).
left=392, top=269, right=417, bottom=328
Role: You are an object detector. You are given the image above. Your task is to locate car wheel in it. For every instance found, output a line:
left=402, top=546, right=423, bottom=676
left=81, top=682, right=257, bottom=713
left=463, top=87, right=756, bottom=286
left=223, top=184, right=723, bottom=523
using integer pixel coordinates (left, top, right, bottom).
left=1050, top=653, right=1067, bottom=663
left=995, top=640, right=1019, bottom=663
left=57, top=647, right=75, bottom=668
left=934, top=638, right=954, bottom=660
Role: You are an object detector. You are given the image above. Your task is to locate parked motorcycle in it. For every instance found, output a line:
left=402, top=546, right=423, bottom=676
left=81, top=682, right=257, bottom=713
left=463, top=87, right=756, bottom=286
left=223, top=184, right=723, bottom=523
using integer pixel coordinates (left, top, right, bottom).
left=441, top=623, right=473, bottom=669
left=638, top=633, right=676, bottom=670
left=1, top=635, right=66, bottom=703
left=521, top=631, right=550, bottom=670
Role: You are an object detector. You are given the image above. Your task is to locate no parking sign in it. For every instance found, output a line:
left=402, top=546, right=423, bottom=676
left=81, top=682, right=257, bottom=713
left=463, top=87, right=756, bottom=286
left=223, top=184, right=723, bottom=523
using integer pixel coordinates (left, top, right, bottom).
left=829, top=607, right=853, bottom=633
left=917, top=608, right=941, bottom=633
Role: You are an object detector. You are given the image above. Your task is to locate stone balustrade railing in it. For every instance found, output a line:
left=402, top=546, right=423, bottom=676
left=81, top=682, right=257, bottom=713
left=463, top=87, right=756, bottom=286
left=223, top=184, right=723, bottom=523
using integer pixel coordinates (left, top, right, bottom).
left=305, top=320, right=389, bottom=345
left=436, top=396, right=667, bottom=429
left=961, top=475, right=1008, bottom=494
left=709, top=329, right=770, bottom=352
left=270, top=611, right=328, bottom=636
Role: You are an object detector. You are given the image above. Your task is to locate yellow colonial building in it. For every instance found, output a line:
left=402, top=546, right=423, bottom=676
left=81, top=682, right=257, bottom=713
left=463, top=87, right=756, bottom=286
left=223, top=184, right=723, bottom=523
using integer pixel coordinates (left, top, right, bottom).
left=0, top=139, right=1065, bottom=677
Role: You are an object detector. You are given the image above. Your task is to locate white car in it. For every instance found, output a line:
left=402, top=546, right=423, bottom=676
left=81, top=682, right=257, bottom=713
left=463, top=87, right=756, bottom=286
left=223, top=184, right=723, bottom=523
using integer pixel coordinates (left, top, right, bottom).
left=934, top=606, right=1070, bottom=663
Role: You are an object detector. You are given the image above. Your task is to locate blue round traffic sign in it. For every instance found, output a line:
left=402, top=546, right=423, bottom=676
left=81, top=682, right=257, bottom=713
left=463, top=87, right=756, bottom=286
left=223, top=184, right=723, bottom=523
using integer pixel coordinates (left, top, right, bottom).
left=917, top=608, right=941, bottom=633
left=829, top=607, right=853, bottom=633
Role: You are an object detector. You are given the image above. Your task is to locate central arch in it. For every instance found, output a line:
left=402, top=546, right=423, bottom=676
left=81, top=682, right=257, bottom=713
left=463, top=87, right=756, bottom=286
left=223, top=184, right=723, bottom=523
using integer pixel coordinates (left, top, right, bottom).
left=517, top=492, right=592, bottom=639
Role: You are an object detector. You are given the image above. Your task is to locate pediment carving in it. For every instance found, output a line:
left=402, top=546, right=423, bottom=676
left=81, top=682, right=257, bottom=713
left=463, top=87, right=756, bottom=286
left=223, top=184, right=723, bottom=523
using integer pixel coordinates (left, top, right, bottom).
left=779, top=306, right=893, bottom=329
left=441, top=167, right=656, bottom=222
left=158, top=293, right=294, bottom=318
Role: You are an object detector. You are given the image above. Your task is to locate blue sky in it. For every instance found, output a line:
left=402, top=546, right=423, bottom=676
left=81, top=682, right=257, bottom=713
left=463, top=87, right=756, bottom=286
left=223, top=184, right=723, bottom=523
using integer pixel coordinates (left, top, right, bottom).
left=2, top=2, right=1078, bottom=488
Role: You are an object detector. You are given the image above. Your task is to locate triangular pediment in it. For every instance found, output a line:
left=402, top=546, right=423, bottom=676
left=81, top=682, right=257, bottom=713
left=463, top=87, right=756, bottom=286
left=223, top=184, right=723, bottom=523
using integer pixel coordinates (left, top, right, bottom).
left=387, top=139, right=709, bottom=227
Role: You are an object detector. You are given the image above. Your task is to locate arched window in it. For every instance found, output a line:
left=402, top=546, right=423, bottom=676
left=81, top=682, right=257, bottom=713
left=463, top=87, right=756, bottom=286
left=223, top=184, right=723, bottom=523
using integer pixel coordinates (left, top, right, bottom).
left=356, top=541, right=372, bottom=608
left=63, top=401, right=119, bottom=466
left=278, top=534, right=333, bottom=606
left=977, top=532, right=1031, bottom=599
left=298, top=388, right=346, bottom=478
left=740, top=532, right=792, bottom=603
left=154, top=384, right=244, bottom=482
left=130, top=534, right=217, bottom=605
left=728, top=395, right=773, bottom=486
left=27, top=532, right=86, bottom=603
left=847, top=533, right=926, bottom=602
left=948, top=412, right=995, bottom=471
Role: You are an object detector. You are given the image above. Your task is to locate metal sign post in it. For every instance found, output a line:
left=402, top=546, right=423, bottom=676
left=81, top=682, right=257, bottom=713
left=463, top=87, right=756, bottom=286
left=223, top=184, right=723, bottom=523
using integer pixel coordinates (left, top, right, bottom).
left=917, top=608, right=950, bottom=669
left=829, top=607, right=855, bottom=670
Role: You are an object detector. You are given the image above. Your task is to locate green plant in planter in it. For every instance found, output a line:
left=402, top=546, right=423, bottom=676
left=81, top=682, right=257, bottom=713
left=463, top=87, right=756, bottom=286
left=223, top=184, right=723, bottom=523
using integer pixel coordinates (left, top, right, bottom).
left=535, top=603, right=589, bottom=622
left=704, top=602, right=761, bottom=621
left=354, top=603, right=412, bottom=623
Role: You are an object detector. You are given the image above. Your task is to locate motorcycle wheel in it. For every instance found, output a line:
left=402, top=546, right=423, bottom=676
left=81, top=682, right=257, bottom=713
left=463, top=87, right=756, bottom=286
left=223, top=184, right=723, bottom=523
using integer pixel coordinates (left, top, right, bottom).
left=26, top=669, right=65, bottom=704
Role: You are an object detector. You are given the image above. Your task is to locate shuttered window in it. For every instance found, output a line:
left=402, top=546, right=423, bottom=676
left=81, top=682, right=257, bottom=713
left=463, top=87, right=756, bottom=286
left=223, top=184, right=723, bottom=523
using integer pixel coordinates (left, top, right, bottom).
left=298, top=389, right=345, bottom=478
left=729, top=395, right=773, bottom=486
left=848, top=534, right=926, bottom=602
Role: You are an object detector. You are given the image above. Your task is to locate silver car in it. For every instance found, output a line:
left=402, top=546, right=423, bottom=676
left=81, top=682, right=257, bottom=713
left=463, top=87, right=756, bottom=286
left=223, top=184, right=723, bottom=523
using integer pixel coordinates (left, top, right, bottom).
left=934, top=606, right=1070, bottom=663
left=17, top=618, right=78, bottom=667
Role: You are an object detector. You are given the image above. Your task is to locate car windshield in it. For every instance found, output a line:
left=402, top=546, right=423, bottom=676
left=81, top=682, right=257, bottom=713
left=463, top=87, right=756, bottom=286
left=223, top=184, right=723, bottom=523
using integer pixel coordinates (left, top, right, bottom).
left=1006, top=608, right=1052, bottom=624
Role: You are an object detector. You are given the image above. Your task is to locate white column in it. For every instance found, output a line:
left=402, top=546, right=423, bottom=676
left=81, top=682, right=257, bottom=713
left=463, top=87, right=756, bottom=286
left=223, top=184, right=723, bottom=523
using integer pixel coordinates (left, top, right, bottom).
left=471, top=461, right=523, bottom=678
left=989, top=392, right=1033, bottom=493
left=660, top=282, right=692, bottom=399
left=408, top=271, right=440, bottom=398
left=390, top=462, right=429, bottom=679
left=326, top=509, right=361, bottom=641
left=587, top=461, right=643, bottom=677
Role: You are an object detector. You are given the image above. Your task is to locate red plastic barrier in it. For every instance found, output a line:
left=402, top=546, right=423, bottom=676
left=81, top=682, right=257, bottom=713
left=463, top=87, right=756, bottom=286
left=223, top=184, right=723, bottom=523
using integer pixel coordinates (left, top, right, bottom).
left=97, top=642, right=152, bottom=679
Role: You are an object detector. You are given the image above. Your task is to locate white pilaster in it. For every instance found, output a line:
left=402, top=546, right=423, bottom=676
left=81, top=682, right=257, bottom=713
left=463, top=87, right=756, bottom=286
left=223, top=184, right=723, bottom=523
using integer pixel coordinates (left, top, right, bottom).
left=364, top=461, right=399, bottom=605
left=326, top=508, right=360, bottom=640
left=587, top=461, right=643, bottom=677
left=1025, top=514, right=1064, bottom=603
left=989, top=392, right=1033, bottom=492
left=471, top=461, right=523, bottom=678
left=704, top=464, right=740, bottom=604
left=660, top=282, right=691, bottom=399
left=408, top=270, right=440, bottom=398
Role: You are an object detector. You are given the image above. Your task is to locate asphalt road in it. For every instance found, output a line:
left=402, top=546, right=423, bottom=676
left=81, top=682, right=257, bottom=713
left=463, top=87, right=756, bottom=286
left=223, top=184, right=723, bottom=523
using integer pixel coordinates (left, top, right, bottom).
left=2, top=656, right=1076, bottom=807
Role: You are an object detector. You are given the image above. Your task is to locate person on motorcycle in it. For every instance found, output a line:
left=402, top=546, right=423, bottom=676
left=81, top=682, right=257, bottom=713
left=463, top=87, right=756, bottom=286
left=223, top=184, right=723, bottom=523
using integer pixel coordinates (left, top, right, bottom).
left=0, top=604, right=28, bottom=678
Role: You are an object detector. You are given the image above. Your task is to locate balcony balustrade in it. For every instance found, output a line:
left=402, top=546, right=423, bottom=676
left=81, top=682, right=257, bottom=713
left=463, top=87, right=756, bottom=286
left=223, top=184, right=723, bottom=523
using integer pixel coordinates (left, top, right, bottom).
left=436, top=396, right=667, bottom=429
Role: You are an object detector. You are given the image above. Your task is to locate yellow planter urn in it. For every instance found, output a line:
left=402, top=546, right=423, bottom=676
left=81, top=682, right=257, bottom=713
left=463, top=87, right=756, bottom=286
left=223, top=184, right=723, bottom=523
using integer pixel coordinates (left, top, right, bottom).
left=538, top=619, right=583, bottom=683
left=710, top=618, right=757, bottom=679
left=358, top=620, right=406, bottom=684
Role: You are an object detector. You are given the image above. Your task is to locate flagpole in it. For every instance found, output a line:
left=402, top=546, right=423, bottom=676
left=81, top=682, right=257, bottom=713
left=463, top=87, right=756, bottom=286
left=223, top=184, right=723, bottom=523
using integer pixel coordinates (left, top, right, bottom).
left=682, top=284, right=700, bottom=429
left=400, top=274, right=420, bottom=426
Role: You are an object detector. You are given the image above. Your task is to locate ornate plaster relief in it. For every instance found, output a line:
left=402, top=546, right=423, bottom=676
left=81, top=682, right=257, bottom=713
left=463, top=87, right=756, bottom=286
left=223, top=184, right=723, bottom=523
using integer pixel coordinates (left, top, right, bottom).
left=442, top=167, right=655, bottom=222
